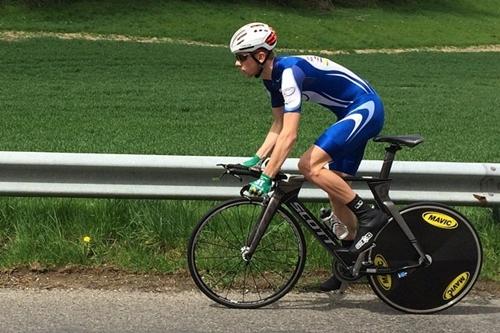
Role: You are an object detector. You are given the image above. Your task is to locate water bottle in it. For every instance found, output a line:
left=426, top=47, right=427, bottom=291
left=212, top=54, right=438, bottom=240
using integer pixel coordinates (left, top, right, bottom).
left=320, top=207, right=349, bottom=240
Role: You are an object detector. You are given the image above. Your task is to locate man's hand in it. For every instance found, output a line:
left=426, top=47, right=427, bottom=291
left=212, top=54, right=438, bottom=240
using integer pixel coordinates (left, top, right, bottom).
left=241, top=154, right=262, bottom=168
left=248, top=173, right=272, bottom=197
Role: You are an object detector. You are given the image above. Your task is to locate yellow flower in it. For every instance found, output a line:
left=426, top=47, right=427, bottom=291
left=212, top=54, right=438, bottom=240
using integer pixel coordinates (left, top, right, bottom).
left=82, top=235, right=91, bottom=243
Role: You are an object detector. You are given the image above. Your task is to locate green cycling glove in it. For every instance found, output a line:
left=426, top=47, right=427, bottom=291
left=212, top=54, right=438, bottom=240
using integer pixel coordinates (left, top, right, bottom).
left=241, top=154, right=262, bottom=168
left=249, top=173, right=273, bottom=197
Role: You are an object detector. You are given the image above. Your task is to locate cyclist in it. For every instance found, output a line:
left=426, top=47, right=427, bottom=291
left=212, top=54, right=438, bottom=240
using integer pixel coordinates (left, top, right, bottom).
left=230, top=22, right=388, bottom=291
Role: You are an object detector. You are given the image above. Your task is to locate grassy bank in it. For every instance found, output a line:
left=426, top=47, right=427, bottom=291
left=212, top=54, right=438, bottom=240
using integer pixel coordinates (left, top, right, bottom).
left=0, top=0, right=499, bottom=49
left=1, top=38, right=499, bottom=162
left=0, top=198, right=498, bottom=280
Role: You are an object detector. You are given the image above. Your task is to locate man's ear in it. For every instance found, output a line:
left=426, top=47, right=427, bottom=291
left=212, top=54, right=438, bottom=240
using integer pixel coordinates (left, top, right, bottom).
left=256, top=50, right=268, bottom=63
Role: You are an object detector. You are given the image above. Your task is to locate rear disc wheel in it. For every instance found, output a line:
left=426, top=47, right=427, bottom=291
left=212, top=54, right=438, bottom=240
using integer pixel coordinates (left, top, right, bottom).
left=368, top=203, right=482, bottom=314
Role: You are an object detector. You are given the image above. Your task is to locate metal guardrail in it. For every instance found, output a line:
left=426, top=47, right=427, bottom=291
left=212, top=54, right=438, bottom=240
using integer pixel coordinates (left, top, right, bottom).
left=0, top=152, right=498, bottom=207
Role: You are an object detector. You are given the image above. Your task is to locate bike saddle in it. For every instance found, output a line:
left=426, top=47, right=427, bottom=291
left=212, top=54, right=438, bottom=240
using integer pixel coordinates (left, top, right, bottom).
left=373, top=135, right=424, bottom=148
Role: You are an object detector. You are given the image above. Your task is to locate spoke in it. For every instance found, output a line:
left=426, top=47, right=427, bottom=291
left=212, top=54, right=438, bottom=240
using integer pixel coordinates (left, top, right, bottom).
left=252, top=254, right=297, bottom=267
left=192, top=201, right=303, bottom=306
left=246, top=204, right=259, bottom=244
left=223, top=261, right=243, bottom=299
left=196, top=254, right=241, bottom=260
left=256, top=223, right=296, bottom=252
left=283, top=224, right=289, bottom=251
left=252, top=258, right=290, bottom=284
left=260, top=219, right=287, bottom=239
left=219, top=210, right=244, bottom=246
left=196, top=240, right=238, bottom=251
left=249, top=262, right=262, bottom=301
left=251, top=259, right=282, bottom=290
left=256, top=235, right=298, bottom=253
left=198, top=255, right=240, bottom=277
left=236, top=204, right=247, bottom=245
left=210, top=260, right=244, bottom=290
left=199, top=223, right=240, bottom=249
left=242, top=263, right=249, bottom=302
left=256, top=243, right=297, bottom=253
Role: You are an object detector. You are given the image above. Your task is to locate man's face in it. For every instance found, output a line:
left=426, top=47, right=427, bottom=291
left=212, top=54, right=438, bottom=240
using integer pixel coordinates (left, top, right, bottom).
left=234, top=53, right=259, bottom=77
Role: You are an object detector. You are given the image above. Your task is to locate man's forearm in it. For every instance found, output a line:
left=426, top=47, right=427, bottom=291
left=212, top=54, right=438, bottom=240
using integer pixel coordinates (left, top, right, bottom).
left=256, top=120, right=282, bottom=159
left=256, top=133, right=278, bottom=159
left=263, top=132, right=297, bottom=178
left=262, top=112, right=300, bottom=177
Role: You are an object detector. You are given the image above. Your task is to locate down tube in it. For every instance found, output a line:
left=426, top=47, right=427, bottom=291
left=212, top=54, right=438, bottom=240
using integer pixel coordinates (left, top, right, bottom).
left=284, top=199, right=339, bottom=254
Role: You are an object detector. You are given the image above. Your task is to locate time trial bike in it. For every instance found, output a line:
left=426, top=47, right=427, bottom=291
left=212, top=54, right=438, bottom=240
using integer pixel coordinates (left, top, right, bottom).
left=187, top=135, right=482, bottom=313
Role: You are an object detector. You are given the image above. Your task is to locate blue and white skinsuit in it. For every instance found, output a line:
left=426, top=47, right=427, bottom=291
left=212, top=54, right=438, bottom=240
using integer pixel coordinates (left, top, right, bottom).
left=263, top=55, right=384, bottom=176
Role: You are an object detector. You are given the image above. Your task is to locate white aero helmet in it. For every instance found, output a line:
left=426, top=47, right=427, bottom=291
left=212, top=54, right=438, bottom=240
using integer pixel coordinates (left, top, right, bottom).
left=229, top=22, right=277, bottom=54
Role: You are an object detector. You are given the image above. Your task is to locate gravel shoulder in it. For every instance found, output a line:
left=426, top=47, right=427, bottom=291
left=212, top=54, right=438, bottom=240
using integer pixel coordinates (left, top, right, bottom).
left=1, top=266, right=499, bottom=297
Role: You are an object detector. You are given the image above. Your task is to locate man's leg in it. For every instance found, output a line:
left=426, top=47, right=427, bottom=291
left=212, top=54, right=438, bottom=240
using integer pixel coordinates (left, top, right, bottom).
left=298, top=146, right=356, bottom=205
left=299, top=146, right=385, bottom=291
left=318, top=194, right=357, bottom=291
left=298, top=145, right=388, bottom=254
left=329, top=175, right=357, bottom=240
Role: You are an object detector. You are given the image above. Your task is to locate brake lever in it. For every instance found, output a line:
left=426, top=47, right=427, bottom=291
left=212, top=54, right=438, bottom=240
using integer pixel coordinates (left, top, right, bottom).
left=218, top=168, right=243, bottom=182
left=231, top=173, right=243, bottom=182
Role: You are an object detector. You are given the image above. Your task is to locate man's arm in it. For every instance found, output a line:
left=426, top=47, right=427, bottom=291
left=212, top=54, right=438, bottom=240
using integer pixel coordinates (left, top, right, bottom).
left=255, top=106, right=284, bottom=159
left=262, top=112, right=300, bottom=178
left=260, top=65, right=304, bottom=176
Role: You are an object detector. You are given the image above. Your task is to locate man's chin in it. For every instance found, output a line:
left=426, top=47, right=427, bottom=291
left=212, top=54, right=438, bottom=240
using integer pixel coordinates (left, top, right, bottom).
left=240, top=70, right=254, bottom=78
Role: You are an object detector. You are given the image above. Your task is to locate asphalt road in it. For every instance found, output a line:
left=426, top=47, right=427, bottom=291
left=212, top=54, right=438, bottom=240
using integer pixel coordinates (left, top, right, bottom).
left=1, top=289, right=499, bottom=333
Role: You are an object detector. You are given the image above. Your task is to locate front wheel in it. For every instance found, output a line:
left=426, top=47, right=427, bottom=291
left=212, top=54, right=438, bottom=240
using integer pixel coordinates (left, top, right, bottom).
left=188, top=197, right=306, bottom=308
left=368, top=203, right=482, bottom=314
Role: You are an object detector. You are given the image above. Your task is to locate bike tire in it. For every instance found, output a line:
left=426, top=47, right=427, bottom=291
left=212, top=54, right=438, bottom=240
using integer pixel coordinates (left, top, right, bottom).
left=187, top=197, right=306, bottom=309
left=368, top=203, right=482, bottom=314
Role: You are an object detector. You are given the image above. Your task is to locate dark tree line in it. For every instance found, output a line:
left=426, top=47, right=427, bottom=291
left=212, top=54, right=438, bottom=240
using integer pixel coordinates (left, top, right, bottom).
left=1, top=1, right=414, bottom=10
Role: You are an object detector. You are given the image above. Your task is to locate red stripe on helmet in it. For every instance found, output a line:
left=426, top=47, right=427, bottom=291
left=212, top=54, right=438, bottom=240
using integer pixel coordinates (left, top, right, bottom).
left=265, top=31, right=277, bottom=46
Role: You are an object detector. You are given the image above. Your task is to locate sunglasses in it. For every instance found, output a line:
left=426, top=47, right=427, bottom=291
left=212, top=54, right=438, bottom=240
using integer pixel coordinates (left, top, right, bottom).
left=235, top=53, right=251, bottom=62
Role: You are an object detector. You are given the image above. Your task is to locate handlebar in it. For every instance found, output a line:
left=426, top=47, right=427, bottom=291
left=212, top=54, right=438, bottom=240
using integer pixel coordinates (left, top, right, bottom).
left=218, top=163, right=290, bottom=198
left=217, top=164, right=287, bottom=181
left=217, top=164, right=262, bottom=180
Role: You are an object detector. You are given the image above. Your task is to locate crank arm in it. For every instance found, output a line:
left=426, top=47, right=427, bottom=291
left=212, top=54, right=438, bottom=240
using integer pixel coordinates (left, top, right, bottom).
left=350, top=244, right=376, bottom=278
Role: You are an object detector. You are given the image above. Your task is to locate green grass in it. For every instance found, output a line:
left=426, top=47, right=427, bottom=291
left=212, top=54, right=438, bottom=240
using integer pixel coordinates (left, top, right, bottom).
left=0, top=0, right=499, bottom=282
left=0, top=0, right=499, bottom=49
left=1, top=38, right=499, bottom=162
left=0, top=198, right=209, bottom=272
left=456, top=206, right=500, bottom=280
left=0, top=198, right=498, bottom=281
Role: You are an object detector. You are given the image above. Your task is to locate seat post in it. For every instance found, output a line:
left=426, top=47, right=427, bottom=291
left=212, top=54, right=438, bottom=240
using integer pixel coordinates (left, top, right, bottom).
left=379, top=144, right=402, bottom=179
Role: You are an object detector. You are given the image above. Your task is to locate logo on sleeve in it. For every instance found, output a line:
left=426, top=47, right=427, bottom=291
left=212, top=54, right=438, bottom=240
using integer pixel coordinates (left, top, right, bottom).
left=283, top=87, right=296, bottom=97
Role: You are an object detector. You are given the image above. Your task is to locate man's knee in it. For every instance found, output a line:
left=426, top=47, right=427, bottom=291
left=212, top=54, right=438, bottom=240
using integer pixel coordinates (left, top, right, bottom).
left=299, top=146, right=332, bottom=179
left=298, top=157, right=322, bottom=179
left=297, top=156, right=310, bottom=175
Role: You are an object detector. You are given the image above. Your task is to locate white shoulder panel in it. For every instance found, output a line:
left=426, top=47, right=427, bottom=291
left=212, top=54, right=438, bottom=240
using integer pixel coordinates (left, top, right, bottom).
left=281, top=68, right=302, bottom=112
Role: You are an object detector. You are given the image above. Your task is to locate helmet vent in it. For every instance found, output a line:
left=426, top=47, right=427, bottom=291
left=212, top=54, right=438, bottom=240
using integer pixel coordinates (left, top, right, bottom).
left=229, top=22, right=277, bottom=53
left=235, top=32, right=247, bottom=41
